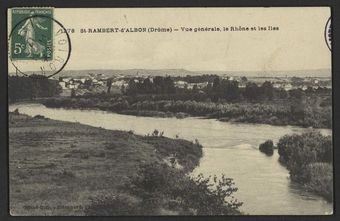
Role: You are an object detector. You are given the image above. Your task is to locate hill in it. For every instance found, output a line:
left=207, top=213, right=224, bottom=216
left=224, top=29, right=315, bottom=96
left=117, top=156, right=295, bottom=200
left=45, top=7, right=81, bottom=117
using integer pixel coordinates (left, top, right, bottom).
left=8, top=68, right=331, bottom=78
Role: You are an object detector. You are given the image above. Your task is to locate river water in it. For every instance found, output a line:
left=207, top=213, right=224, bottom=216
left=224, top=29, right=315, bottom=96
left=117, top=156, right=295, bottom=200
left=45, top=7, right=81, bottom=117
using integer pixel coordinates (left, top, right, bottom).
left=9, top=103, right=333, bottom=215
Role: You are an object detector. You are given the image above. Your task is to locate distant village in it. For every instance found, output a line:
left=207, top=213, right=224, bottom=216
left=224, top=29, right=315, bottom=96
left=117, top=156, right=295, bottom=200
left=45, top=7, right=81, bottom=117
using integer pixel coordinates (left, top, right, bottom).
left=53, top=72, right=332, bottom=96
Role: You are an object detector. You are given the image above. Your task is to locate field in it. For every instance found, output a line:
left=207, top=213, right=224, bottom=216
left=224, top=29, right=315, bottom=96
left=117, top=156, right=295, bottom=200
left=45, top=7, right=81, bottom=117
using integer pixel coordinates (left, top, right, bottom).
left=9, top=112, right=202, bottom=215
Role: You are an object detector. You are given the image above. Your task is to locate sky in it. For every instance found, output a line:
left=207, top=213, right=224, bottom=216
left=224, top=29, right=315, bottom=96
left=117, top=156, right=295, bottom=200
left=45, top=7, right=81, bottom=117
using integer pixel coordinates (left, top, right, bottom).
left=8, top=7, right=331, bottom=74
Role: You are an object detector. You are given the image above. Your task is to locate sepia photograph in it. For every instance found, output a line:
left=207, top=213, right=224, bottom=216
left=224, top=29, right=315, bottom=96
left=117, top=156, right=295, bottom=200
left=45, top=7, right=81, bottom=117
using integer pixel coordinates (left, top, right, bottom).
left=7, top=7, right=332, bottom=216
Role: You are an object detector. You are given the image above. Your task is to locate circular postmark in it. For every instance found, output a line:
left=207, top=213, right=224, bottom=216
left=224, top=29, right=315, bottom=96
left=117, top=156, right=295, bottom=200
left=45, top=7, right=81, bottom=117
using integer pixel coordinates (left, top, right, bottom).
left=324, top=17, right=331, bottom=51
left=8, top=10, right=71, bottom=79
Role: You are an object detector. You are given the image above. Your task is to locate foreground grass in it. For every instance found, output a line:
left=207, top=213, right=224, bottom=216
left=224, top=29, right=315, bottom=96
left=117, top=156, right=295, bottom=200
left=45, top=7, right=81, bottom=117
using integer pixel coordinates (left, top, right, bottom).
left=9, top=112, right=203, bottom=215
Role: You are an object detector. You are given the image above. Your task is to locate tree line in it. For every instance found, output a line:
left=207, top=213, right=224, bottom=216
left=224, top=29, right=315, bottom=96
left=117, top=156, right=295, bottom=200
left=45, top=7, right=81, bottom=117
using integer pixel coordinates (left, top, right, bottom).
left=8, top=75, right=62, bottom=102
left=125, top=76, right=331, bottom=103
left=126, top=76, right=176, bottom=95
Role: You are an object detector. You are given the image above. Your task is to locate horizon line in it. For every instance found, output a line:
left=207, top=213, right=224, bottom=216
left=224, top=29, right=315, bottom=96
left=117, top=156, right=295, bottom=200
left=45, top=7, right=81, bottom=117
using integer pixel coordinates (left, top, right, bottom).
left=59, top=68, right=331, bottom=72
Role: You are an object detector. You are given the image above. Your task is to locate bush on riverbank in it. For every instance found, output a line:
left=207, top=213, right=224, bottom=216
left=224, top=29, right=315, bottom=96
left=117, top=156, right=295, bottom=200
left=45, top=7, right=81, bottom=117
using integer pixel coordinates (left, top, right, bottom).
left=305, top=163, right=333, bottom=201
left=259, top=140, right=274, bottom=156
left=85, top=163, right=242, bottom=215
left=277, top=131, right=333, bottom=202
left=142, top=136, right=203, bottom=172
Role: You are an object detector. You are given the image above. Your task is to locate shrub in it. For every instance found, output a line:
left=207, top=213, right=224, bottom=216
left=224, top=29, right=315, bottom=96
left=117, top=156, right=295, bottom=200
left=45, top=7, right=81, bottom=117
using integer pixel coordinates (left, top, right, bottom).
left=129, top=163, right=242, bottom=215
left=305, top=162, right=333, bottom=202
left=277, top=131, right=333, bottom=202
left=278, top=131, right=332, bottom=172
left=128, top=130, right=134, bottom=135
left=13, top=108, right=19, bottom=114
left=142, top=136, right=203, bottom=172
left=259, top=140, right=274, bottom=156
left=85, top=163, right=242, bottom=215
left=152, top=129, right=159, bottom=136
left=34, top=114, right=45, bottom=119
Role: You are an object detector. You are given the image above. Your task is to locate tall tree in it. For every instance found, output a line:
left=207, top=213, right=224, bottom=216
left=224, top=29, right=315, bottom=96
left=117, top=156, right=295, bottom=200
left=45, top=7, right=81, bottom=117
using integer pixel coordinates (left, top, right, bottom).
left=107, top=78, right=113, bottom=94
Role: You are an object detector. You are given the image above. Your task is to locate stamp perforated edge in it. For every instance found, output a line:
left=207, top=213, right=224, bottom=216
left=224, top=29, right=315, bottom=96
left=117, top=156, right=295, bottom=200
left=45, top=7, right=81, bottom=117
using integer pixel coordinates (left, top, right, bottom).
left=8, top=7, right=54, bottom=61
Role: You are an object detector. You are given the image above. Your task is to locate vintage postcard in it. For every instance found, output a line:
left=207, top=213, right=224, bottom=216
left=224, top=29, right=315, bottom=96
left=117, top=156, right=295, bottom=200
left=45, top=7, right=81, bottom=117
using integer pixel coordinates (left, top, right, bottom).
left=7, top=7, right=332, bottom=216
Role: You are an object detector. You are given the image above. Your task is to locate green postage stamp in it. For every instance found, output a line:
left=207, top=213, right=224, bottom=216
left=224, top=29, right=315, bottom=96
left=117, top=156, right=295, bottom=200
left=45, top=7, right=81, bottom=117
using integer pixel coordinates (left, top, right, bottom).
left=10, top=8, right=53, bottom=60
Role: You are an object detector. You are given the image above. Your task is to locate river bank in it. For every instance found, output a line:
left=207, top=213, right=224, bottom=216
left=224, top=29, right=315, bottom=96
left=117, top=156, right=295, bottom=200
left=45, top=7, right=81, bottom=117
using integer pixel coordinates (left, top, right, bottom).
left=9, top=112, right=218, bottom=215
left=9, top=103, right=332, bottom=215
left=41, top=96, right=332, bottom=129
left=277, top=132, right=333, bottom=202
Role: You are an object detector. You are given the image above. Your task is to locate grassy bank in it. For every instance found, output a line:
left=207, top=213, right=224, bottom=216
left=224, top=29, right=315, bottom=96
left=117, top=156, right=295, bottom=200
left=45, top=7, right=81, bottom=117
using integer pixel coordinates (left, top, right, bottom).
left=41, top=97, right=331, bottom=128
left=9, top=112, right=242, bottom=215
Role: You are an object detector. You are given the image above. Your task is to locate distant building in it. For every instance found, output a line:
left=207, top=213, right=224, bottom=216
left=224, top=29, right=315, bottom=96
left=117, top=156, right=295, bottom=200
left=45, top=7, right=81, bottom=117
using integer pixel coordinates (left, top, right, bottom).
left=187, top=84, right=194, bottom=90
left=74, top=78, right=87, bottom=84
left=175, top=80, right=187, bottom=88
left=59, top=82, right=67, bottom=89
left=284, top=83, right=293, bottom=91
left=62, top=77, right=72, bottom=83
left=74, top=83, right=80, bottom=89
left=273, top=83, right=281, bottom=89
left=112, top=80, right=126, bottom=87
left=196, top=82, right=208, bottom=89
left=238, top=83, right=246, bottom=88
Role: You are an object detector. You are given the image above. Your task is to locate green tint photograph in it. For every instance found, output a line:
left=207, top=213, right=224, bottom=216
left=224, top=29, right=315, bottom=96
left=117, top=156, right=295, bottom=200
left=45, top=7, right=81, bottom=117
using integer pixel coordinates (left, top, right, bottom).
left=11, top=8, right=53, bottom=60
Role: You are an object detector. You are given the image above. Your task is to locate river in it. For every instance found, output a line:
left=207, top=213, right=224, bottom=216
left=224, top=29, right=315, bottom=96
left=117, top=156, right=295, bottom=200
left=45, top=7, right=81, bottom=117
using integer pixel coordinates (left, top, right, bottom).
left=9, top=103, right=333, bottom=215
